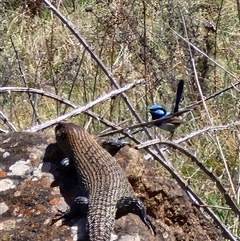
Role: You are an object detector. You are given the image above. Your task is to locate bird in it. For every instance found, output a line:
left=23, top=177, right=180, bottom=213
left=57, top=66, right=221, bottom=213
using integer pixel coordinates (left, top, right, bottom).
left=149, top=80, right=184, bottom=133
left=149, top=104, right=183, bottom=132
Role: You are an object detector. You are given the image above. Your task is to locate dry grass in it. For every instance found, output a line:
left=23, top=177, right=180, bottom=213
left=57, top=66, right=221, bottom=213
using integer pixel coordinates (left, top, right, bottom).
left=1, top=0, right=240, bottom=238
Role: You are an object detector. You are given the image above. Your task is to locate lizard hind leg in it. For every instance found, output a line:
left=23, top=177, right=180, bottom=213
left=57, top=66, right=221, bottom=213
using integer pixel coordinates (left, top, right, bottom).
left=116, top=197, right=156, bottom=235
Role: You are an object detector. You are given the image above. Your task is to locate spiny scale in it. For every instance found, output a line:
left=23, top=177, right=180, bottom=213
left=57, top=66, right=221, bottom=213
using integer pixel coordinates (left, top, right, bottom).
left=55, top=122, right=155, bottom=240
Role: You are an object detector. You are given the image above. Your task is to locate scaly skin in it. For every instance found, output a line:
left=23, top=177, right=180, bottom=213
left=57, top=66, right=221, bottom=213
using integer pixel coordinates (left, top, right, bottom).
left=55, top=122, right=155, bottom=240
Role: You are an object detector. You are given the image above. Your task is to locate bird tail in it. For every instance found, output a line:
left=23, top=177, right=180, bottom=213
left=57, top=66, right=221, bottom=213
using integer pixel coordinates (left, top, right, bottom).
left=173, top=79, right=184, bottom=113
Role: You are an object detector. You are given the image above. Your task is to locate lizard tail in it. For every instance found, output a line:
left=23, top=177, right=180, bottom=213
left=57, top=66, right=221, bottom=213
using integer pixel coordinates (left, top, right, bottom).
left=87, top=203, right=116, bottom=241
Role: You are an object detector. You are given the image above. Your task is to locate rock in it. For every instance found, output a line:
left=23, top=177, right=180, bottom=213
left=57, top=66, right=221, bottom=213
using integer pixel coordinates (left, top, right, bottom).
left=114, top=146, right=223, bottom=240
left=0, top=131, right=224, bottom=240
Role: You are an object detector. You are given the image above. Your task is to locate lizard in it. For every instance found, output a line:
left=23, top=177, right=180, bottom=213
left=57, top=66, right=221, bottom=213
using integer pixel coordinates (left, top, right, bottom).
left=55, top=122, right=156, bottom=240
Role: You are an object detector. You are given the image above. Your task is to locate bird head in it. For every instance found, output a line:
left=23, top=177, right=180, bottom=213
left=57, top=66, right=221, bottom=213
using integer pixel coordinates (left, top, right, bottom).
left=149, top=104, right=171, bottom=120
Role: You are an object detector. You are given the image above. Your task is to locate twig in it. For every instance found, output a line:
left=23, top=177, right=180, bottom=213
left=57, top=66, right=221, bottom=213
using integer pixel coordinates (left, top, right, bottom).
left=63, top=50, right=86, bottom=115
left=160, top=20, right=240, bottom=82
left=22, top=79, right=145, bottom=132
left=180, top=10, right=236, bottom=199
left=42, top=0, right=145, bottom=128
left=0, top=111, right=17, bottom=132
left=187, top=79, right=240, bottom=108
left=98, top=107, right=192, bottom=137
left=139, top=121, right=240, bottom=148
left=10, top=36, right=40, bottom=125
left=233, top=134, right=240, bottom=235
left=137, top=140, right=240, bottom=217
left=0, top=83, right=143, bottom=132
left=198, top=205, right=231, bottom=210
left=0, top=127, right=8, bottom=133
left=236, top=0, right=240, bottom=22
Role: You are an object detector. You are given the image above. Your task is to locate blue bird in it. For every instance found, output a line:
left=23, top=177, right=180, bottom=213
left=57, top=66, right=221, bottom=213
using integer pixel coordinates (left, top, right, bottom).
left=149, top=80, right=184, bottom=133
left=149, top=104, right=183, bottom=132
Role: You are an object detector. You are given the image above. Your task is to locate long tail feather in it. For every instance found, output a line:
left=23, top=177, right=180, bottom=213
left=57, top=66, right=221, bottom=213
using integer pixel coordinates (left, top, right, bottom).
left=173, top=80, right=184, bottom=113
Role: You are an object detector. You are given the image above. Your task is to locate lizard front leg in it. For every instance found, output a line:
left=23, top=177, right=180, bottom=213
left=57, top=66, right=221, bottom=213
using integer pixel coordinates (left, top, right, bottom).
left=51, top=196, right=88, bottom=225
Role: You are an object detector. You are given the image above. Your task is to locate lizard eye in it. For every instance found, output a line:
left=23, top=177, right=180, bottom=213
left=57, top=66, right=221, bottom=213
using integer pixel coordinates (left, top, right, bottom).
left=55, top=129, right=62, bottom=137
left=55, top=127, right=67, bottom=141
left=58, top=132, right=67, bottom=141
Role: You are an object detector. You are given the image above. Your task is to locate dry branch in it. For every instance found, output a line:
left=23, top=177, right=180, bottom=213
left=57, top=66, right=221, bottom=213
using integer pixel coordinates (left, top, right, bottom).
left=19, top=79, right=145, bottom=132
left=0, top=111, right=17, bottom=132
left=0, top=86, right=128, bottom=132
left=136, top=121, right=240, bottom=148
left=137, top=140, right=240, bottom=218
left=10, top=36, right=40, bottom=125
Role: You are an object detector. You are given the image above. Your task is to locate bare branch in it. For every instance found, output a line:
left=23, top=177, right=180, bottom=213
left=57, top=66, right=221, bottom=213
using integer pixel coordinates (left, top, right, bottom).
left=0, top=111, right=17, bottom=132
left=0, top=127, right=8, bottom=133
left=98, top=107, right=192, bottom=137
left=98, top=77, right=240, bottom=138
left=137, top=140, right=240, bottom=217
left=237, top=0, right=240, bottom=22
left=0, top=86, right=128, bottom=132
left=180, top=10, right=236, bottom=197
left=10, top=36, right=40, bottom=125
left=21, top=79, right=145, bottom=132
left=42, top=1, right=144, bottom=125
left=136, top=121, right=240, bottom=148
left=160, top=20, right=240, bottom=82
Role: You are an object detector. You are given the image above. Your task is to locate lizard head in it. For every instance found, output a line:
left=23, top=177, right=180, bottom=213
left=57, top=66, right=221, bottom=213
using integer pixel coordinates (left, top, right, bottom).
left=55, top=122, right=84, bottom=153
